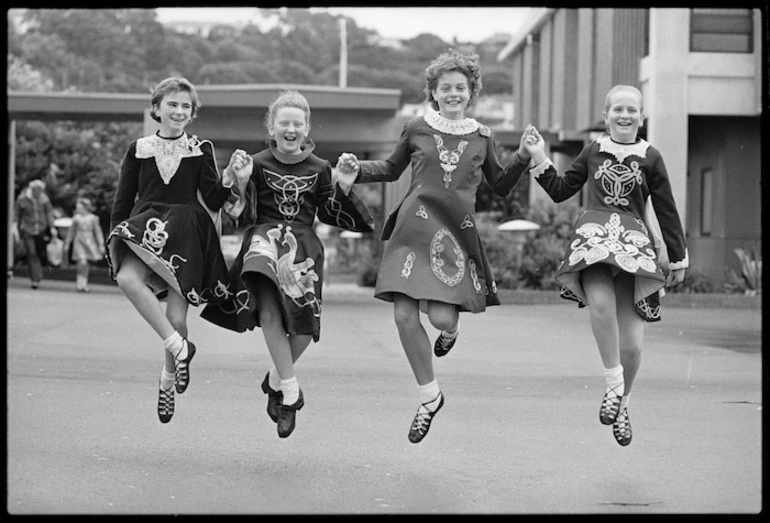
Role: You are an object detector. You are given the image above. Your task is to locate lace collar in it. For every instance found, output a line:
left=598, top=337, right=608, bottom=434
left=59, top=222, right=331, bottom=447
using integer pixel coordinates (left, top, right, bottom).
left=269, top=137, right=316, bottom=165
left=596, top=134, right=650, bottom=163
left=135, top=132, right=205, bottom=185
left=424, top=111, right=480, bottom=136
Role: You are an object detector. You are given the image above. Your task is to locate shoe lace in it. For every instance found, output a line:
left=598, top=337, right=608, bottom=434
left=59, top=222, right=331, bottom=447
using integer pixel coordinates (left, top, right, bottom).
left=158, top=388, right=174, bottom=414
left=412, top=405, right=432, bottom=434
left=601, top=384, right=622, bottom=412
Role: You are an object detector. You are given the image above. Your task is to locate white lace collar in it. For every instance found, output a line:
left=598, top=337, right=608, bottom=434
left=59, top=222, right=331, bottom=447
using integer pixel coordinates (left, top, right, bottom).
left=596, top=134, right=650, bottom=163
left=424, top=111, right=480, bottom=136
left=135, top=132, right=205, bottom=185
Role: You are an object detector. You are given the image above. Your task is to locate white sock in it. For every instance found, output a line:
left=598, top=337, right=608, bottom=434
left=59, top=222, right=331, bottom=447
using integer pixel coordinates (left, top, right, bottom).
left=160, top=368, right=175, bottom=390
left=604, top=365, right=625, bottom=396
left=442, top=326, right=459, bottom=339
left=163, top=332, right=186, bottom=360
left=268, top=368, right=281, bottom=391
left=619, top=394, right=630, bottom=412
left=417, top=379, right=441, bottom=409
left=280, top=376, right=300, bottom=406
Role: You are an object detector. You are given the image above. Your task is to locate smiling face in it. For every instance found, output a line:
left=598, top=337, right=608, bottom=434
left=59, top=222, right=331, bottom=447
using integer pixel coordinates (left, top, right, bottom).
left=155, top=90, right=193, bottom=137
left=432, top=70, right=470, bottom=120
left=268, top=106, right=309, bottom=155
left=603, top=88, right=644, bottom=144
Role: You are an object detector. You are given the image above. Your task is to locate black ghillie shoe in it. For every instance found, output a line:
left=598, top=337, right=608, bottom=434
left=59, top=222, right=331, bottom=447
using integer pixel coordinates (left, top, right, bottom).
left=174, top=340, right=196, bottom=394
left=599, top=383, right=623, bottom=425
left=157, top=382, right=175, bottom=424
left=408, top=392, right=445, bottom=443
left=261, top=372, right=283, bottom=423
left=433, top=331, right=458, bottom=358
left=613, top=408, right=632, bottom=446
left=277, top=389, right=304, bottom=438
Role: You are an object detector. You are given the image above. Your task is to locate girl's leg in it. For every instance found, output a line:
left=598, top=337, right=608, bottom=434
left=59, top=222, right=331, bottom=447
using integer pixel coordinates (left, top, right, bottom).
left=427, top=300, right=460, bottom=357
left=614, top=272, right=645, bottom=395
left=581, top=264, right=624, bottom=424
left=76, top=260, right=88, bottom=291
left=392, top=293, right=434, bottom=385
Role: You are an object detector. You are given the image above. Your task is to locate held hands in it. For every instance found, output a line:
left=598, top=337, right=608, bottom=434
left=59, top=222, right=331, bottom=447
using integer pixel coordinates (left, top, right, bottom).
left=521, top=124, right=547, bottom=166
left=334, top=152, right=360, bottom=195
left=225, top=149, right=253, bottom=187
left=667, top=268, right=685, bottom=288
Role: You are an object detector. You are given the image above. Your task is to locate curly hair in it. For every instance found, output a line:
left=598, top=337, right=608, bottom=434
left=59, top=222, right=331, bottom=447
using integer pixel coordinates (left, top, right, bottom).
left=424, top=48, right=483, bottom=112
left=150, top=76, right=200, bottom=123
left=264, top=89, right=311, bottom=133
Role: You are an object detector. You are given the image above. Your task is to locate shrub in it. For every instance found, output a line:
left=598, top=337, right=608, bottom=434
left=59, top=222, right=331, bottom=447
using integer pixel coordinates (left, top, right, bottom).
left=723, top=244, right=762, bottom=295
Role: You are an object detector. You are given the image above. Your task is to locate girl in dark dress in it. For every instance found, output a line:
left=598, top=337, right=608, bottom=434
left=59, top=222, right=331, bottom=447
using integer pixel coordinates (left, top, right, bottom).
left=201, top=90, right=374, bottom=438
left=337, top=49, right=533, bottom=443
left=106, top=77, right=239, bottom=424
left=524, top=85, right=688, bottom=446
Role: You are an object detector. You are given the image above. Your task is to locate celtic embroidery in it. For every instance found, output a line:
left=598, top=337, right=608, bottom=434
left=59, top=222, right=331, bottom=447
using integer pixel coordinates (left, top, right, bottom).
left=433, top=135, right=468, bottom=189
left=416, top=206, right=428, bottom=219
left=113, top=221, right=135, bottom=239
left=594, top=159, right=642, bottom=207
left=568, top=213, right=657, bottom=273
left=430, top=228, right=465, bottom=287
left=135, top=133, right=205, bottom=185
left=469, top=259, right=482, bottom=292
left=263, top=169, right=318, bottom=222
left=460, top=215, right=474, bottom=229
left=323, top=185, right=356, bottom=229
left=142, top=217, right=169, bottom=255
left=402, top=252, right=415, bottom=278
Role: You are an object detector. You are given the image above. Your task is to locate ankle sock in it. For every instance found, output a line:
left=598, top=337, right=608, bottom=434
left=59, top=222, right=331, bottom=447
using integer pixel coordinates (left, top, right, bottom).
left=268, top=368, right=281, bottom=391
left=163, top=332, right=186, bottom=360
left=441, top=326, right=458, bottom=339
left=280, top=376, right=300, bottom=406
left=604, top=364, right=625, bottom=396
left=417, top=379, right=441, bottom=409
left=160, top=368, right=175, bottom=390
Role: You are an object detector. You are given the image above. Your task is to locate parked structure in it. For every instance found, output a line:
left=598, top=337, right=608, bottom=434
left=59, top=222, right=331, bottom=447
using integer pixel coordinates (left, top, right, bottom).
left=498, top=7, right=763, bottom=287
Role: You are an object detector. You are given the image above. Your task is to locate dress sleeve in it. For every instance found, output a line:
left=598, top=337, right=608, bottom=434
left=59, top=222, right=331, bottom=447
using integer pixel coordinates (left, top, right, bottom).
left=482, top=135, right=529, bottom=196
left=197, top=141, right=232, bottom=211
left=316, top=160, right=375, bottom=232
left=355, top=122, right=412, bottom=183
left=648, top=150, right=688, bottom=269
left=110, top=142, right=140, bottom=230
left=531, top=144, right=590, bottom=203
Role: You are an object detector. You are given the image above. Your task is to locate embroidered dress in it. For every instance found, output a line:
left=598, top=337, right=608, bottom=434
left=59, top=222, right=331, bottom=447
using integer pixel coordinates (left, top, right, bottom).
left=354, top=112, right=529, bottom=313
left=106, top=132, right=235, bottom=305
left=533, top=134, right=689, bottom=321
left=69, top=212, right=104, bottom=262
left=200, top=140, right=374, bottom=341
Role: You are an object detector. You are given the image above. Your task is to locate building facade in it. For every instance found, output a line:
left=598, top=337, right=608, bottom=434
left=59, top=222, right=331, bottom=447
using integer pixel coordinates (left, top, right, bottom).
left=498, top=7, right=763, bottom=288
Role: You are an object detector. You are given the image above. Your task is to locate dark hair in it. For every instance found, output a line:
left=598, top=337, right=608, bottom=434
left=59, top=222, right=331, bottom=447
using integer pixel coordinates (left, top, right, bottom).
left=264, top=89, right=311, bottom=132
left=150, top=76, right=200, bottom=123
left=424, top=48, right=482, bottom=111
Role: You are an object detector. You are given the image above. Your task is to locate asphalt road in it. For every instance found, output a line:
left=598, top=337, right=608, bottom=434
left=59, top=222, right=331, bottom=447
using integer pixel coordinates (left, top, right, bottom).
left=5, top=278, right=763, bottom=514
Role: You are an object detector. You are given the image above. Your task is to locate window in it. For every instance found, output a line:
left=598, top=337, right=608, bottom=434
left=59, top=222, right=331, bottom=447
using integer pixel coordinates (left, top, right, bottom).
left=700, top=168, right=714, bottom=236
left=691, top=8, right=753, bottom=53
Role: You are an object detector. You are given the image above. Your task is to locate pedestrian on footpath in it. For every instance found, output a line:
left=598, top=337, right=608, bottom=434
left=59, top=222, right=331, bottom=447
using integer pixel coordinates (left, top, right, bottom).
left=64, top=197, right=105, bottom=292
left=523, top=84, right=688, bottom=446
left=106, top=76, right=239, bottom=424
left=201, top=89, right=374, bottom=439
left=13, top=179, right=56, bottom=289
left=336, top=49, right=532, bottom=443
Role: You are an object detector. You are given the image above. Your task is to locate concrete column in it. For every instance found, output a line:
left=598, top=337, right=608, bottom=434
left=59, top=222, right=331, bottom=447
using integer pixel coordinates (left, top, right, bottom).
left=8, top=120, right=16, bottom=275
left=642, top=8, right=690, bottom=230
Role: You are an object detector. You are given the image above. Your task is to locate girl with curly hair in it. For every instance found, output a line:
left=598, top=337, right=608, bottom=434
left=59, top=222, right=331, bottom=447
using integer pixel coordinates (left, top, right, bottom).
left=337, top=49, right=534, bottom=443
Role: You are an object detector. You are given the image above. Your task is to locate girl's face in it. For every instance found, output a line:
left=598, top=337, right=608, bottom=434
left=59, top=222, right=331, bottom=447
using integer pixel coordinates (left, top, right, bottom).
left=269, top=106, right=309, bottom=155
left=75, top=202, right=85, bottom=214
left=432, top=71, right=470, bottom=120
left=155, top=90, right=194, bottom=137
left=603, top=90, right=644, bottom=143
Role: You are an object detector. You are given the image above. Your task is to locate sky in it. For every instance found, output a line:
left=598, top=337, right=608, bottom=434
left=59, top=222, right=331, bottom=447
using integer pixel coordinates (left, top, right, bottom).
left=155, top=7, right=537, bottom=44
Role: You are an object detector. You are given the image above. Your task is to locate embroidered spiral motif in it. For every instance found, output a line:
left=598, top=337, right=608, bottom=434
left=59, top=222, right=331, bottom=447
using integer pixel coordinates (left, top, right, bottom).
left=114, top=221, right=135, bottom=239
left=595, top=159, right=643, bottom=207
left=401, top=252, right=415, bottom=278
left=469, top=259, right=482, bottom=292
left=142, top=217, right=169, bottom=255
left=430, top=228, right=465, bottom=287
left=460, top=215, right=474, bottom=229
left=433, top=135, right=468, bottom=189
left=568, top=212, right=656, bottom=273
left=416, top=206, right=429, bottom=219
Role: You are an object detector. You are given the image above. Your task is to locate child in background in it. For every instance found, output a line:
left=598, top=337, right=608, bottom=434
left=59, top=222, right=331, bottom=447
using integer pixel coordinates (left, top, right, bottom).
left=201, top=89, right=374, bottom=439
left=523, top=84, right=688, bottom=446
left=337, top=49, right=532, bottom=443
left=64, top=197, right=105, bottom=292
left=106, top=76, right=238, bottom=424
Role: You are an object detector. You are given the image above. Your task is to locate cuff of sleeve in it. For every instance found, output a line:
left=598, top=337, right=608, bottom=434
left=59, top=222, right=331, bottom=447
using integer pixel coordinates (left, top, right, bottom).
left=668, top=249, right=690, bottom=271
left=530, top=158, right=554, bottom=177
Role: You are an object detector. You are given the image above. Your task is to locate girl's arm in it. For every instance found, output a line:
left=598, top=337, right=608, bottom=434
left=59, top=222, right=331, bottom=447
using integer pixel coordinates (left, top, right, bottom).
left=648, top=150, right=688, bottom=274
left=316, top=161, right=375, bottom=233
left=481, top=128, right=531, bottom=196
left=347, top=122, right=413, bottom=184
left=222, top=151, right=253, bottom=222
left=528, top=129, right=589, bottom=203
left=197, top=141, right=235, bottom=212
left=110, top=143, right=140, bottom=230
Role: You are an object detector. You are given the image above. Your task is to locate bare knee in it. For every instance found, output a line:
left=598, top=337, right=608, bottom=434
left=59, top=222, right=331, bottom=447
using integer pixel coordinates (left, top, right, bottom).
left=393, top=303, right=420, bottom=333
left=428, top=310, right=457, bottom=332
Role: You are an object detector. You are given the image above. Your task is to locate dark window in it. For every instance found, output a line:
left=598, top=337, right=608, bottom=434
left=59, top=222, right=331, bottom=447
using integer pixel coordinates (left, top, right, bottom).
left=691, top=8, right=753, bottom=53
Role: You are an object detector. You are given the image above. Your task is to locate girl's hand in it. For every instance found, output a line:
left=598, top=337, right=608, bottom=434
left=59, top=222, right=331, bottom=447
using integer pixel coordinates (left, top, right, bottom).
left=522, top=125, right=547, bottom=165
left=336, top=153, right=359, bottom=176
left=228, top=150, right=253, bottom=184
left=667, top=268, right=685, bottom=288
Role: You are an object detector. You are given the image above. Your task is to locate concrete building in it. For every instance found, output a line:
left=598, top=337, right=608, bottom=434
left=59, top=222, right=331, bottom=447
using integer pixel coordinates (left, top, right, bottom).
left=497, top=7, right=763, bottom=288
